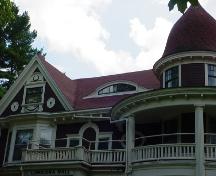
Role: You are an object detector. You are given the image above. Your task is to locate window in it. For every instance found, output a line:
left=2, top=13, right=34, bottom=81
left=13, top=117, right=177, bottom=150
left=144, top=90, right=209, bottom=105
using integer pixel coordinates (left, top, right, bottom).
left=98, top=137, right=109, bottom=150
left=165, top=66, right=179, bottom=88
left=208, top=64, right=216, bottom=86
left=98, top=83, right=136, bottom=95
left=39, top=129, right=52, bottom=148
left=25, top=86, right=43, bottom=104
left=13, top=129, right=33, bottom=161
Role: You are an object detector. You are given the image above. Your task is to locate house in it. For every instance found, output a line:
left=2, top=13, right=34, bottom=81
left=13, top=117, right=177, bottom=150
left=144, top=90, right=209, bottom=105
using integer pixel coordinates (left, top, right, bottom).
left=0, top=4, right=216, bottom=176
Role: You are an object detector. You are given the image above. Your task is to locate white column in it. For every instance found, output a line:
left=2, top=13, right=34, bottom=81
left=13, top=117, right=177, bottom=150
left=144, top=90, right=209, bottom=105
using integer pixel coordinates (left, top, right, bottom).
left=195, top=105, right=205, bottom=176
left=126, top=115, right=135, bottom=174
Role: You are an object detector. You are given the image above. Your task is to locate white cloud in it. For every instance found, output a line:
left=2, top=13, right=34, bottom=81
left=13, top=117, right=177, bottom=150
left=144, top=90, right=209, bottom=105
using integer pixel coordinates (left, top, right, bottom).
left=130, top=17, right=173, bottom=69
left=14, top=0, right=173, bottom=76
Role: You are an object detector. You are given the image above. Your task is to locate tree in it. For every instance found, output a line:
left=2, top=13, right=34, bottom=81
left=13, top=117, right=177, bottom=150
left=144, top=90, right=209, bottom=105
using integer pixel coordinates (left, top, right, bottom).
left=0, top=1, right=41, bottom=98
left=168, top=0, right=199, bottom=13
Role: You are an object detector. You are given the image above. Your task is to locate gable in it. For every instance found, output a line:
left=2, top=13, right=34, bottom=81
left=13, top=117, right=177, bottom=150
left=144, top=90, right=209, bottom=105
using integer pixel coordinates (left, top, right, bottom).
left=0, top=55, right=72, bottom=117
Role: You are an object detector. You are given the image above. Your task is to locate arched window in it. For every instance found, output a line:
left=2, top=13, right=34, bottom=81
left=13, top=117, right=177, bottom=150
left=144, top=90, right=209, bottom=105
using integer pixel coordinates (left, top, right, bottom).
left=98, top=83, right=136, bottom=95
left=79, top=123, right=99, bottom=150
left=82, top=127, right=96, bottom=150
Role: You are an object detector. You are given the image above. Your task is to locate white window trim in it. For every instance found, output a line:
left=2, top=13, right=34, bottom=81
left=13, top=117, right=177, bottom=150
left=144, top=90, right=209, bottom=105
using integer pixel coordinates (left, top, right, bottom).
left=98, top=132, right=112, bottom=150
left=5, top=123, right=56, bottom=163
left=79, top=122, right=99, bottom=150
left=66, top=134, right=80, bottom=148
left=163, top=64, right=181, bottom=88
left=83, top=80, right=149, bottom=99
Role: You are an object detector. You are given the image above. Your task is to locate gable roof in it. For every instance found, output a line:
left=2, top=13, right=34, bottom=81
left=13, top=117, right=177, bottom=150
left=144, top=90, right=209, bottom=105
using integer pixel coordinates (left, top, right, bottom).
left=38, top=55, right=160, bottom=110
left=73, top=70, right=159, bottom=110
left=162, top=4, right=216, bottom=58
left=0, top=54, right=160, bottom=116
left=38, top=55, right=77, bottom=107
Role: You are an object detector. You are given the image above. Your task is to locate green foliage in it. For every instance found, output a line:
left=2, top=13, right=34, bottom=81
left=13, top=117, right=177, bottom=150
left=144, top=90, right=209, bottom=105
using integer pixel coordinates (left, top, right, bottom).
left=168, top=0, right=199, bottom=13
left=0, top=2, right=40, bottom=93
left=0, top=0, right=14, bottom=26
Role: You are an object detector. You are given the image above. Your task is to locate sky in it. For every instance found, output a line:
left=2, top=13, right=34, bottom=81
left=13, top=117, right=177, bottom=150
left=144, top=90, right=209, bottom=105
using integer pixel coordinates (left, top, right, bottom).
left=13, top=0, right=216, bottom=79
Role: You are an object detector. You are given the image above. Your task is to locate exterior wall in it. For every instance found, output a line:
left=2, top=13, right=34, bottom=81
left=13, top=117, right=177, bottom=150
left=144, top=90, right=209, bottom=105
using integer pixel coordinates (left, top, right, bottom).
left=43, top=83, right=65, bottom=112
left=181, top=63, right=205, bottom=87
left=1, top=82, right=65, bottom=117
left=1, top=88, right=24, bottom=117
left=0, top=129, right=8, bottom=166
left=55, top=121, right=123, bottom=148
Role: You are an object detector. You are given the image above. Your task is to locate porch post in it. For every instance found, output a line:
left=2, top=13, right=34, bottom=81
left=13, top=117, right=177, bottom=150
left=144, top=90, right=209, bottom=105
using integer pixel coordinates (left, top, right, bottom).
left=126, top=115, right=135, bottom=173
left=195, top=105, right=205, bottom=176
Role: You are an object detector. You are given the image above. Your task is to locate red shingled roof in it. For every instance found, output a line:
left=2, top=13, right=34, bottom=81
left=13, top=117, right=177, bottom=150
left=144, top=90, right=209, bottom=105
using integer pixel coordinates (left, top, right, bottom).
left=38, top=55, right=159, bottom=110
left=162, top=4, right=216, bottom=58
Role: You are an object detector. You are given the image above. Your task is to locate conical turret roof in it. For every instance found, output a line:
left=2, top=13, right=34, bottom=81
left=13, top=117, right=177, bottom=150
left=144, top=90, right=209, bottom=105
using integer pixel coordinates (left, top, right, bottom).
left=162, top=4, right=216, bottom=58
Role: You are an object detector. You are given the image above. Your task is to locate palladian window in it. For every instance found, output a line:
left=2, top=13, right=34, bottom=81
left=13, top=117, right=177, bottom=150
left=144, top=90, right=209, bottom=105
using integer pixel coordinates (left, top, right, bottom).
left=165, top=66, right=179, bottom=88
left=98, top=83, right=136, bottom=95
left=208, top=64, right=216, bottom=86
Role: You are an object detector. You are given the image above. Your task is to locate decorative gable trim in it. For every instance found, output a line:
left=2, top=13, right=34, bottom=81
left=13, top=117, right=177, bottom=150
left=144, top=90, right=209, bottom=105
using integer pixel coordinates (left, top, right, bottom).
left=0, top=55, right=73, bottom=116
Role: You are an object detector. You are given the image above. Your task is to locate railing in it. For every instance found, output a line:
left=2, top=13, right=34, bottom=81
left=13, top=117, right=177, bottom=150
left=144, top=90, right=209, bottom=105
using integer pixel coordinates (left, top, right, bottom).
left=205, top=144, right=216, bottom=160
left=90, top=150, right=125, bottom=163
left=20, top=133, right=216, bottom=165
left=22, top=147, right=126, bottom=164
left=132, top=144, right=195, bottom=162
left=22, top=146, right=88, bottom=162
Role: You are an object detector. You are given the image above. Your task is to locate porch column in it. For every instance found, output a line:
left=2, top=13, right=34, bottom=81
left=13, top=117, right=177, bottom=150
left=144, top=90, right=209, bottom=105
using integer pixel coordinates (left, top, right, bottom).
left=195, top=105, right=205, bottom=176
left=126, top=115, right=135, bottom=173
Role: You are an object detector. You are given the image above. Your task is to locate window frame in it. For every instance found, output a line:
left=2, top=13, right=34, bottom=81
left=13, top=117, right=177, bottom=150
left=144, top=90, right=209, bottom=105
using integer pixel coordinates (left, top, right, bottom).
left=164, top=65, right=181, bottom=88
left=98, top=83, right=136, bottom=96
left=207, top=64, right=216, bottom=86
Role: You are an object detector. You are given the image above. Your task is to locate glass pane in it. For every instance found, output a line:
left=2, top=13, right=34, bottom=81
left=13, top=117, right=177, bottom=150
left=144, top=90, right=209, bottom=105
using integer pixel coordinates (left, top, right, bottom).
left=40, top=129, right=52, bottom=147
left=13, top=129, right=33, bottom=161
left=165, top=66, right=179, bottom=88
left=69, top=139, right=79, bottom=147
left=208, top=77, right=216, bottom=86
left=25, top=87, right=43, bottom=104
left=98, top=137, right=109, bottom=150
left=208, top=64, right=216, bottom=77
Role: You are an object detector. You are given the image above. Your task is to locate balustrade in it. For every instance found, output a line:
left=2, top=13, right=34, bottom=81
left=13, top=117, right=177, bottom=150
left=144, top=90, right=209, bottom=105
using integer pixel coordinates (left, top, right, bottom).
left=132, top=144, right=195, bottom=162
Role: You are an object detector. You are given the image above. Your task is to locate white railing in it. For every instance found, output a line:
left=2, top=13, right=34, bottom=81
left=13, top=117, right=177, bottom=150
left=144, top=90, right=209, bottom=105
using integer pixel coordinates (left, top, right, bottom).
left=205, top=144, right=216, bottom=160
left=132, top=144, right=195, bottom=162
left=22, top=147, right=126, bottom=164
left=22, top=146, right=88, bottom=162
left=90, top=150, right=125, bottom=163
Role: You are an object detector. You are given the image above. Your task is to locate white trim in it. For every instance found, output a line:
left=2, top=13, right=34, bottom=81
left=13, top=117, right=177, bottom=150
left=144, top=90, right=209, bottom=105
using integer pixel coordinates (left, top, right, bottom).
left=98, top=132, right=112, bottom=150
left=163, top=72, right=165, bottom=88
left=79, top=122, right=99, bottom=149
left=205, top=63, right=208, bottom=86
left=66, top=134, right=80, bottom=147
left=0, top=55, right=73, bottom=116
left=83, top=80, right=149, bottom=99
left=21, top=83, right=46, bottom=113
left=163, top=64, right=181, bottom=88
left=154, top=51, right=216, bottom=73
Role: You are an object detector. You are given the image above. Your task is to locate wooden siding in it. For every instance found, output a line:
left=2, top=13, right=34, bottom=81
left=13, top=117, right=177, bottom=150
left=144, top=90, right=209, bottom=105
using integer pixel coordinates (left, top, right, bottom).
left=43, top=83, right=65, bottom=112
left=1, top=88, right=24, bottom=117
left=181, top=63, right=205, bottom=87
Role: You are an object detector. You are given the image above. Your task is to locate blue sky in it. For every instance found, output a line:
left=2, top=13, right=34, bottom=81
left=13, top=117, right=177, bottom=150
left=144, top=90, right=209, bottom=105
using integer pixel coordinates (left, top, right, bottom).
left=14, top=0, right=215, bottom=79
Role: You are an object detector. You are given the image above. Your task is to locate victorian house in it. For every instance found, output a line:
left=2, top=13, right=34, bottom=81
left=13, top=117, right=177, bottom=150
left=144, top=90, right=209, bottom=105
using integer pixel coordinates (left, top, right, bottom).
left=0, top=4, right=216, bottom=176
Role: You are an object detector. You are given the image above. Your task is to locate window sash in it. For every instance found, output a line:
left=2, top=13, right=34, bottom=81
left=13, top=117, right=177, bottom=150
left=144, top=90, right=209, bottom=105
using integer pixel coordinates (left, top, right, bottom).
left=165, top=66, right=179, bottom=88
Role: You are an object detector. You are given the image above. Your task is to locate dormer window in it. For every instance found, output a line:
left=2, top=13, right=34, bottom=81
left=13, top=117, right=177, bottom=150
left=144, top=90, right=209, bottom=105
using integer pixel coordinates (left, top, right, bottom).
left=208, top=64, right=216, bottom=86
left=98, top=83, right=136, bottom=95
left=165, top=66, right=179, bottom=88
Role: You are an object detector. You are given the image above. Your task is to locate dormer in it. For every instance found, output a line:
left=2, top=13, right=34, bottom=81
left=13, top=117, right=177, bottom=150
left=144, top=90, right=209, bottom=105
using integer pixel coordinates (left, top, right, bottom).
left=153, top=5, right=216, bottom=88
